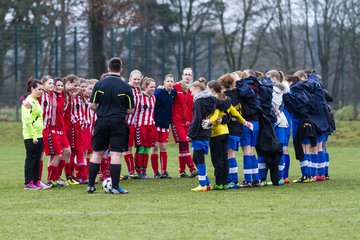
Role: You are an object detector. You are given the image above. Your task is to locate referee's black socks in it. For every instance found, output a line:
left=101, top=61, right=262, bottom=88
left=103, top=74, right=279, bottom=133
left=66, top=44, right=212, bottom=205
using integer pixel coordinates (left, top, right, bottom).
left=110, top=164, right=121, bottom=189
left=88, top=162, right=101, bottom=187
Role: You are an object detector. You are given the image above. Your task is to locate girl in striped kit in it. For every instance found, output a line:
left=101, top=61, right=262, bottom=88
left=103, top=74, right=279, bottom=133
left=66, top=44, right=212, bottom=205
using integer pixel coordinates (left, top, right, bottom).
left=134, top=77, right=157, bottom=179
left=52, top=78, right=72, bottom=184
left=123, top=70, right=142, bottom=179
left=44, top=77, right=72, bottom=187
left=83, top=80, right=97, bottom=175
left=62, top=75, right=80, bottom=184
left=69, top=77, right=88, bottom=183
left=38, top=76, right=53, bottom=182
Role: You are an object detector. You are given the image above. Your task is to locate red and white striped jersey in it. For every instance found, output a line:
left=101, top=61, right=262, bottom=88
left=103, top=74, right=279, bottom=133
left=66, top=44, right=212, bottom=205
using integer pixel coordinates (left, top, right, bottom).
left=40, top=91, right=53, bottom=129
left=134, top=92, right=156, bottom=127
left=71, top=95, right=85, bottom=126
left=85, top=97, right=96, bottom=133
left=80, top=96, right=88, bottom=129
left=63, top=94, right=71, bottom=132
left=49, top=91, right=65, bottom=130
left=126, top=86, right=141, bottom=126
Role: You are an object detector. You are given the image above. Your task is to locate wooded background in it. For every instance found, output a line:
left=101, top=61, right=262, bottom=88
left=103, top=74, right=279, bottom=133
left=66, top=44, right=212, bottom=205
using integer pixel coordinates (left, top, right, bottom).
left=1, top=0, right=360, bottom=114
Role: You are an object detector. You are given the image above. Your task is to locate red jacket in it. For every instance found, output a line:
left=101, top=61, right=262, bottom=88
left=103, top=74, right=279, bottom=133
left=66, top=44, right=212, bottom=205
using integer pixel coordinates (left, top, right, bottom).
left=171, top=81, right=194, bottom=126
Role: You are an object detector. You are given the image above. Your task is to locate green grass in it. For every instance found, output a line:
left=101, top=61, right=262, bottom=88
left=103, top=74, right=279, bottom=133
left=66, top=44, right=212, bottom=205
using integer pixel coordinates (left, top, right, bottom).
left=1, top=121, right=360, bottom=239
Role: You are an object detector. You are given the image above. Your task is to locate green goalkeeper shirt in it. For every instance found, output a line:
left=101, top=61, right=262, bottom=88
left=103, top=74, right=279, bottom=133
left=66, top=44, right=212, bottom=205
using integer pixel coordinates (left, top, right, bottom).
left=21, top=95, right=43, bottom=140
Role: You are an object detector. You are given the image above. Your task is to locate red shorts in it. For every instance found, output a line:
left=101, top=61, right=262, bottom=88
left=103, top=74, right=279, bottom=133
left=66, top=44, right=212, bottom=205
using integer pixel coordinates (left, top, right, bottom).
left=42, top=128, right=48, bottom=137
left=135, top=125, right=156, bottom=148
left=82, top=127, right=92, bottom=152
left=42, top=128, right=49, bottom=154
left=60, top=132, right=70, bottom=149
left=171, top=123, right=189, bottom=142
left=70, top=122, right=83, bottom=151
left=128, top=125, right=136, bottom=148
left=155, top=127, right=170, bottom=143
left=43, top=129, right=68, bottom=156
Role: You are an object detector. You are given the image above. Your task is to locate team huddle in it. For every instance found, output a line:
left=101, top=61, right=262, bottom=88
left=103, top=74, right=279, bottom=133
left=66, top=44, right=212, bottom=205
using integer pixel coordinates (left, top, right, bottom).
left=21, top=57, right=335, bottom=193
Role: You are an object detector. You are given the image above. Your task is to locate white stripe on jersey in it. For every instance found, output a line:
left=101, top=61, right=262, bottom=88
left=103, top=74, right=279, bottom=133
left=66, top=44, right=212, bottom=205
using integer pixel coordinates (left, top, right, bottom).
left=85, top=97, right=96, bottom=130
left=71, top=96, right=84, bottom=124
left=41, top=91, right=52, bottom=129
left=50, top=92, right=57, bottom=127
left=126, top=87, right=141, bottom=126
left=134, top=93, right=155, bottom=127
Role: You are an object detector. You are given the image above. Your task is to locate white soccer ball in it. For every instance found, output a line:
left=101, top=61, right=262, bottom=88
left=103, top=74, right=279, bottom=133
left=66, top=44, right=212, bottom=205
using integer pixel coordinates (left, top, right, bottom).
left=102, top=178, right=112, bottom=193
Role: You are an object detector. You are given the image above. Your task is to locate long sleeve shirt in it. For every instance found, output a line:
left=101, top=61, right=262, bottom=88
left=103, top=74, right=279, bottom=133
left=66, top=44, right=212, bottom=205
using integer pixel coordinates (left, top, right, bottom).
left=21, top=95, right=43, bottom=140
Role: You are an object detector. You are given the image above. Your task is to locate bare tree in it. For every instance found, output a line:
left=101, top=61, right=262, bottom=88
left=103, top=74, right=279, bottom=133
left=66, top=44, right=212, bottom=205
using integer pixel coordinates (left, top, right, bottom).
left=214, top=0, right=274, bottom=71
left=167, top=0, right=215, bottom=72
left=86, top=0, right=139, bottom=78
left=346, top=0, right=360, bottom=119
left=304, top=0, right=316, bottom=68
left=331, top=0, right=347, bottom=107
left=316, top=0, right=339, bottom=89
left=0, top=0, right=12, bottom=90
left=267, top=0, right=299, bottom=72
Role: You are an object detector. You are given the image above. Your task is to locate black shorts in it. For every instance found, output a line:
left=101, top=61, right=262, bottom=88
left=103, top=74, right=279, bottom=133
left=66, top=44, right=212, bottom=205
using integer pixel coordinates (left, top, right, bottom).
left=92, top=117, right=129, bottom=152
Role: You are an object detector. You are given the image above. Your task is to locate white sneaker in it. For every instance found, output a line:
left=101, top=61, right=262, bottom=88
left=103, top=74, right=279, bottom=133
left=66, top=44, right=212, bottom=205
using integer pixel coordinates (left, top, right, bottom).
left=35, top=180, right=51, bottom=190
left=56, top=179, right=69, bottom=187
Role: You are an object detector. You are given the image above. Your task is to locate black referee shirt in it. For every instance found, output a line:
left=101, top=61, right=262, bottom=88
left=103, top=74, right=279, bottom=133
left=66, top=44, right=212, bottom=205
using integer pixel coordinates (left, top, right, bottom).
left=90, top=74, right=134, bottom=118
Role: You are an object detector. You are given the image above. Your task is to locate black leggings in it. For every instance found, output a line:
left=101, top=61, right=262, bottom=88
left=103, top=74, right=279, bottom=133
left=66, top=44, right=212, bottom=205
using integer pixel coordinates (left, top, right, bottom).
left=210, top=135, right=229, bottom=185
left=24, top=138, right=43, bottom=184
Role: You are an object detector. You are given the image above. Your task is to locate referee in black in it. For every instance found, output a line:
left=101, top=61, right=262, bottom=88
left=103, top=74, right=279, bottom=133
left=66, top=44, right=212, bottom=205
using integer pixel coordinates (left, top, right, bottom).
left=87, top=57, right=134, bottom=194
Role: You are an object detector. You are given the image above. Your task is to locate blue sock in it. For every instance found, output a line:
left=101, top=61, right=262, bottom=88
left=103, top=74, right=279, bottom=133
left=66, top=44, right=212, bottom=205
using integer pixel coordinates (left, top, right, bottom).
left=243, top=155, right=252, bottom=183
left=310, top=154, right=318, bottom=177
left=307, top=153, right=313, bottom=177
left=300, top=155, right=309, bottom=177
left=251, top=155, right=259, bottom=182
left=325, top=152, right=329, bottom=175
left=283, top=154, right=290, bottom=178
left=317, top=151, right=325, bottom=176
left=197, top=164, right=207, bottom=186
left=228, top=157, right=238, bottom=184
left=278, top=154, right=285, bottom=179
left=258, top=155, right=267, bottom=180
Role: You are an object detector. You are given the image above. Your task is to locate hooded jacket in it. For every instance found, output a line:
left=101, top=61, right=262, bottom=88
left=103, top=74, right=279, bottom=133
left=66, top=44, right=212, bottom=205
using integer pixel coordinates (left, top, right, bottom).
left=187, top=91, right=217, bottom=141
left=283, top=81, right=310, bottom=119
left=259, top=77, right=277, bottom=124
left=236, top=76, right=261, bottom=121
left=304, top=74, right=330, bottom=135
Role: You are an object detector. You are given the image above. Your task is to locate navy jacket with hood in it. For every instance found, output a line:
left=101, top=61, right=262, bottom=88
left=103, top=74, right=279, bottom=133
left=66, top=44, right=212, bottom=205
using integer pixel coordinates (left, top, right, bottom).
left=304, top=74, right=330, bottom=134
left=236, top=76, right=262, bottom=121
left=187, top=91, right=217, bottom=141
left=283, top=81, right=310, bottom=119
left=260, top=77, right=277, bottom=124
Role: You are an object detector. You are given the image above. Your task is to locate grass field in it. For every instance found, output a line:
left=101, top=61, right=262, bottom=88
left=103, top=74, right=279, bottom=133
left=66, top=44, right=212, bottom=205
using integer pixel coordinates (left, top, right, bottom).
left=1, top=121, right=360, bottom=239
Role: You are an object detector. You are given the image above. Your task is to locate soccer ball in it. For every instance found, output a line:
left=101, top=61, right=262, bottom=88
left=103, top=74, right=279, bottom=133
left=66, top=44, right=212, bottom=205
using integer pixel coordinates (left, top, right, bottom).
left=102, top=178, right=112, bottom=193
